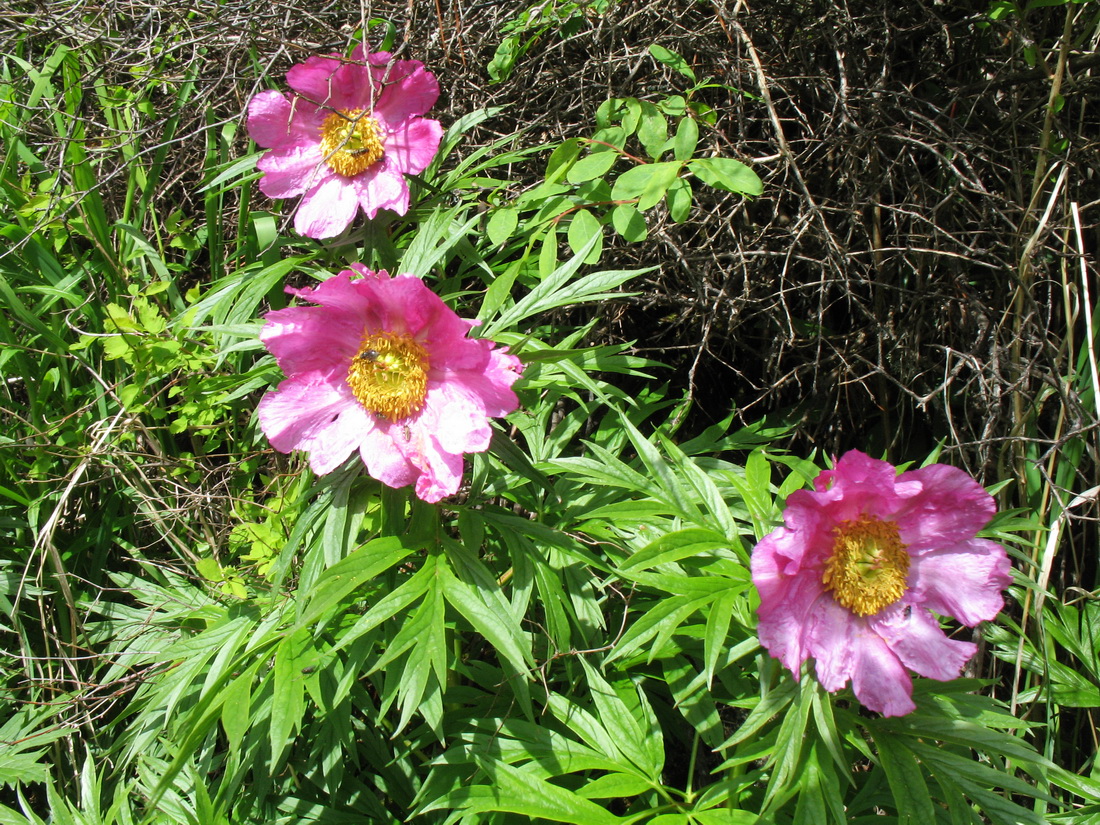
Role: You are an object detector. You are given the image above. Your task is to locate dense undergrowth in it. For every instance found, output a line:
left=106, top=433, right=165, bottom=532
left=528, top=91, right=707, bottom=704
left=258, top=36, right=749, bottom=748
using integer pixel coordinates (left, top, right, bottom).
left=1, top=1, right=1099, bottom=822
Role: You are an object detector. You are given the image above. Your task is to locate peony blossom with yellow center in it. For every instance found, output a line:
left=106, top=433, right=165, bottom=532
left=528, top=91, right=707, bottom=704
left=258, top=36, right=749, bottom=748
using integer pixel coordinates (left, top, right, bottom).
left=751, top=451, right=1012, bottom=717
left=257, top=266, right=523, bottom=502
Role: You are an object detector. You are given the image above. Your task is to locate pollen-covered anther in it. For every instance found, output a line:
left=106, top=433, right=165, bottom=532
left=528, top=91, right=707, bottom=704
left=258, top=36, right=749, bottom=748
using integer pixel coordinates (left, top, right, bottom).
left=319, top=109, right=384, bottom=177
left=346, top=331, right=429, bottom=421
left=822, top=515, right=910, bottom=616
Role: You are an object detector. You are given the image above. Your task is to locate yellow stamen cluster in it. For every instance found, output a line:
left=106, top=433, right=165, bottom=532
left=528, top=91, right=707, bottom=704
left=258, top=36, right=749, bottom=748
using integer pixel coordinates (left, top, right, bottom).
left=319, top=109, right=384, bottom=177
left=346, top=331, right=429, bottom=422
left=822, top=515, right=910, bottom=616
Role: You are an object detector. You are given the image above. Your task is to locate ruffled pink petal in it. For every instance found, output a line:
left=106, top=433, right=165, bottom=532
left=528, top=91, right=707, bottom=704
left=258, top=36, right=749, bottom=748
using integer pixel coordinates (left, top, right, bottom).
left=756, top=536, right=827, bottom=677
left=366, top=51, right=423, bottom=88
left=363, top=273, right=459, bottom=341
left=294, top=176, right=360, bottom=238
left=350, top=159, right=409, bottom=218
left=448, top=344, right=523, bottom=418
left=816, top=450, right=896, bottom=494
left=258, top=375, right=371, bottom=474
left=384, top=117, right=443, bottom=175
left=375, top=64, right=441, bottom=124
left=257, top=265, right=521, bottom=502
left=358, top=421, right=419, bottom=491
left=284, top=269, right=382, bottom=326
left=421, top=380, right=493, bottom=455
left=893, top=463, right=996, bottom=553
left=257, top=145, right=327, bottom=199
left=872, top=605, right=977, bottom=681
left=248, top=91, right=323, bottom=149
left=847, top=630, right=916, bottom=717
left=286, top=53, right=376, bottom=110
left=369, top=416, right=465, bottom=503
left=768, top=492, right=836, bottom=571
left=907, top=538, right=1012, bottom=625
left=409, top=433, right=464, bottom=503
left=806, top=597, right=860, bottom=693
left=260, top=304, right=362, bottom=376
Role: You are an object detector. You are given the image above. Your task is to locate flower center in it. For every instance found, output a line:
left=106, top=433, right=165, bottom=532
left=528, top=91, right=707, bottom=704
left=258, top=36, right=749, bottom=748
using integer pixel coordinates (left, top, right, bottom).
left=346, top=331, right=429, bottom=422
left=821, top=515, right=910, bottom=616
left=319, top=109, right=384, bottom=177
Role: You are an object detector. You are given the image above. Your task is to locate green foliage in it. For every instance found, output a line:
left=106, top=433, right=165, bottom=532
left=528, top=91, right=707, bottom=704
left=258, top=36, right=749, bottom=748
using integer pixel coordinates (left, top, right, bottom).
left=0, top=13, right=1087, bottom=825
left=484, top=45, right=761, bottom=271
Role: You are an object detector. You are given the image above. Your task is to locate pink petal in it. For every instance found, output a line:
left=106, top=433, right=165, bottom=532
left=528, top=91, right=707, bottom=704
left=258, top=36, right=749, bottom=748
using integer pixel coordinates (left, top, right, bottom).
left=258, top=375, right=371, bottom=475
left=286, top=54, right=376, bottom=110
left=893, top=463, right=996, bottom=553
left=358, top=421, right=419, bottom=491
left=372, top=417, right=464, bottom=503
left=380, top=273, right=473, bottom=342
left=248, top=91, right=320, bottom=149
left=770, top=491, right=836, bottom=570
left=752, top=532, right=827, bottom=673
left=257, top=145, right=327, bottom=199
left=260, top=304, right=362, bottom=376
left=449, top=344, right=523, bottom=418
left=384, top=117, right=443, bottom=175
left=421, top=380, right=493, bottom=455
left=847, top=630, right=916, bottom=717
left=754, top=561, right=826, bottom=676
left=285, top=268, right=382, bottom=325
left=294, top=176, right=360, bottom=238
left=907, top=538, right=1012, bottom=625
left=815, top=450, right=896, bottom=494
left=409, top=433, right=464, bottom=502
left=872, top=605, right=977, bottom=681
left=806, top=597, right=860, bottom=693
left=367, top=52, right=423, bottom=88
left=375, top=64, right=441, bottom=124
left=350, top=159, right=409, bottom=218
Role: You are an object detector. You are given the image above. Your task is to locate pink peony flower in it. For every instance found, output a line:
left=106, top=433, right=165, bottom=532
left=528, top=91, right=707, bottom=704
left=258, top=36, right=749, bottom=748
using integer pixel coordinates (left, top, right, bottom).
left=257, top=266, right=523, bottom=502
left=751, top=450, right=1012, bottom=717
left=247, top=45, right=443, bottom=239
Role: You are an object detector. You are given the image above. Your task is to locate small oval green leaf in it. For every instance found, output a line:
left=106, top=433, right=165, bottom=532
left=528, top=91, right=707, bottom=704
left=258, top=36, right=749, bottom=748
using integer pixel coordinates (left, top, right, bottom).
left=689, top=156, right=763, bottom=197
left=567, top=208, right=603, bottom=264
left=672, top=116, right=699, bottom=161
left=649, top=44, right=697, bottom=82
left=566, top=150, right=619, bottom=184
left=485, top=207, right=518, bottom=247
left=611, top=204, right=648, bottom=242
left=666, top=177, right=692, bottom=223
